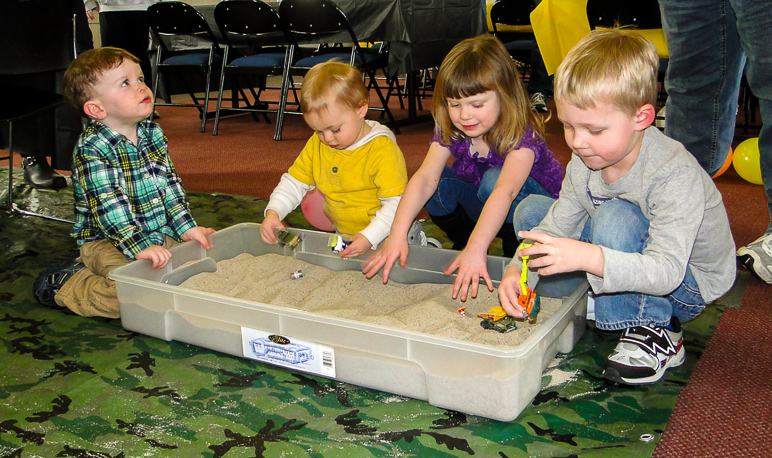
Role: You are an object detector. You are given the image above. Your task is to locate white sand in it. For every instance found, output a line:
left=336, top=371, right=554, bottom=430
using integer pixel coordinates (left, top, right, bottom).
left=180, top=253, right=561, bottom=348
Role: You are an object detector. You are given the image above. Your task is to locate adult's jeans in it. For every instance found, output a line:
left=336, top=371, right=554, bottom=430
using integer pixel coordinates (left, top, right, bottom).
left=424, top=165, right=550, bottom=223
left=659, top=0, right=772, bottom=232
left=513, top=195, right=706, bottom=331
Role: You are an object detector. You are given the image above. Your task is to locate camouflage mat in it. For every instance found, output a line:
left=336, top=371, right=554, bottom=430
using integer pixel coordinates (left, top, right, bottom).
left=0, top=175, right=730, bottom=457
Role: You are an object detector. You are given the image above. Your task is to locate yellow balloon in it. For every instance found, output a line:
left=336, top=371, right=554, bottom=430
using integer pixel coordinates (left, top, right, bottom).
left=732, top=138, right=763, bottom=185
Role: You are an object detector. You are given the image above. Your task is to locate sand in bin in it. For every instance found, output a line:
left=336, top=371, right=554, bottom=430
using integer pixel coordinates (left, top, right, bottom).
left=180, top=253, right=561, bottom=348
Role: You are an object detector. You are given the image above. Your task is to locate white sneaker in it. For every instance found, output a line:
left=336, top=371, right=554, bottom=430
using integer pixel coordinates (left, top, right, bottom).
left=603, top=317, right=685, bottom=385
left=737, top=233, right=772, bottom=284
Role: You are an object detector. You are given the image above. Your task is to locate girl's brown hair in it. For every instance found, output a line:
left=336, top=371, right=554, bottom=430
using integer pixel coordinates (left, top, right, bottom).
left=432, top=35, right=544, bottom=156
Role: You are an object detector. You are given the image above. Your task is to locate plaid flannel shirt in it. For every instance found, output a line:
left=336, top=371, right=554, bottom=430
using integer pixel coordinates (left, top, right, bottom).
left=71, top=120, right=197, bottom=259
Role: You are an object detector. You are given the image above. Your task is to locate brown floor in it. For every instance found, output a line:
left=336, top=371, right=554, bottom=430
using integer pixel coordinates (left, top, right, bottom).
left=21, top=89, right=772, bottom=455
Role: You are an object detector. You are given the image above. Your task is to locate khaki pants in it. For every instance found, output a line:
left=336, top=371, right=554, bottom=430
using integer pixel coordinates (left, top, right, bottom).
left=55, top=236, right=178, bottom=318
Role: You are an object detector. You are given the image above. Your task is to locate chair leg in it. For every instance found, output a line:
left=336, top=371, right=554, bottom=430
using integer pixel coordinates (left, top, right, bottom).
left=367, top=69, right=400, bottom=134
left=274, top=48, right=295, bottom=141
left=213, top=47, right=229, bottom=136
left=201, top=55, right=214, bottom=133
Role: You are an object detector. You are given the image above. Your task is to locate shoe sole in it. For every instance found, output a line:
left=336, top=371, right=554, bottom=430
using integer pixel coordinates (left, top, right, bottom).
left=603, top=346, right=685, bottom=385
left=737, top=251, right=772, bottom=284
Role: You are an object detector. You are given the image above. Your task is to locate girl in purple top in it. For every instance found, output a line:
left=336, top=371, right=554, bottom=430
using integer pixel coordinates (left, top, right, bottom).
left=363, top=35, right=564, bottom=302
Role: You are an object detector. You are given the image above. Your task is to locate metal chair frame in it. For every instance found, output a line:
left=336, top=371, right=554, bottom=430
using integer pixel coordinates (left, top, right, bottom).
left=275, top=0, right=399, bottom=140
left=148, top=1, right=222, bottom=133
left=489, top=0, right=538, bottom=80
left=212, top=0, right=293, bottom=136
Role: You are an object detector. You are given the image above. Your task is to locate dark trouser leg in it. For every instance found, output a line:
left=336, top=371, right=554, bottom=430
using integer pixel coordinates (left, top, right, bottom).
left=496, top=222, right=519, bottom=258
left=429, top=205, right=477, bottom=251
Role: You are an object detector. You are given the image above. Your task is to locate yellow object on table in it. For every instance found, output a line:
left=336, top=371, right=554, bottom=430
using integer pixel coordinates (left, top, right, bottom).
left=530, top=0, right=668, bottom=75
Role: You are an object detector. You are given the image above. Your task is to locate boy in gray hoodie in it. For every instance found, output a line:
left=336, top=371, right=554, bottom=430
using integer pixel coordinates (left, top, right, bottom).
left=499, top=30, right=736, bottom=385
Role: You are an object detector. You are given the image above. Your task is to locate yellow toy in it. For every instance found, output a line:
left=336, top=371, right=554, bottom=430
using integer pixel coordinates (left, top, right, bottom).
left=517, top=242, right=540, bottom=323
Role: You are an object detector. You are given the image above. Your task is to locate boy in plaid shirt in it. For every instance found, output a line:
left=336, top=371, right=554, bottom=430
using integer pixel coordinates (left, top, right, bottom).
left=33, top=47, right=214, bottom=318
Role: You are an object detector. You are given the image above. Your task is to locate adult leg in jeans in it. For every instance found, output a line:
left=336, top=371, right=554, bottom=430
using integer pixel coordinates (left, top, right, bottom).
left=659, top=0, right=745, bottom=176
left=733, top=0, right=772, bottom=233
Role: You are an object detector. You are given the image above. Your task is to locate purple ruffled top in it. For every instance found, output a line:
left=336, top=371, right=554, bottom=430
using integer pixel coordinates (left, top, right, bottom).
left=432, top=125, right=564, bottom=198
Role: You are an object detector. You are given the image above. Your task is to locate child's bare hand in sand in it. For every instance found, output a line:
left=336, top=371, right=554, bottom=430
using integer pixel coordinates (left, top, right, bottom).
left=260, top=210, right=286, bottom=244
left=362, top=234, right=409, bottom=283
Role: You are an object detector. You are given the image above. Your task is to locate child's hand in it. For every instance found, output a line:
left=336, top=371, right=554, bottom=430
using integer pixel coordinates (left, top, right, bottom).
left=136, top=245, right=173, bottom=270
left=361, top=235, right=409, bottom=283
left=498, top=265, right=525, bottom=317
left=338, top=233, right=371, bottom=259
left=518, top=231, right=604, bottom=277
left=260, top=211, right=285, bottom=244
left=182, top=226, right=215, bottom=250
left=444, top=246, right=494, bottom=302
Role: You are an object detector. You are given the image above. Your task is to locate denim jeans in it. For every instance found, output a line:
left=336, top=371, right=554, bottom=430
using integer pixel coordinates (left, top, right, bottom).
left=659, top=0, right=772, bottom=232
left=513, top=195, right=706, bottom=331
left=424, top=165, right=550, bottom=223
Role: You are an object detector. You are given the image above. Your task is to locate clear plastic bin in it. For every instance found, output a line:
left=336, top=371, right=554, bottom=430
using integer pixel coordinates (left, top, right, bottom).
left=111, top=223, right=587, bottom=421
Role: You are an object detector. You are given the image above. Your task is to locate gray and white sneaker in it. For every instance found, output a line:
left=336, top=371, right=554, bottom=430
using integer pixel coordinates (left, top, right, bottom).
left=530, top=92, right=549, bottom=113
left=407, top=220, right=442, bottom=248
left=737, top=232, right=772, bottom=284
left=603, top=317, right=685, bottom=385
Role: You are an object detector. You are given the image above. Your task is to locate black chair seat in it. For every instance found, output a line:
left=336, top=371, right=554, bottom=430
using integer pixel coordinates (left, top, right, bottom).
left=295, top=49, right=385, bottom=68
left=231, top=52, right=287, bottom=68
left=163, top=52, right=221, bottom=66
left=149, top=1, right=223, bottom=133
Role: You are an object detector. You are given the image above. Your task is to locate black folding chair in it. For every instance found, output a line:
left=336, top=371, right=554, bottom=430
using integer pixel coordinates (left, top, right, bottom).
left=489, top=0, right=538, bottom=79
left=212, top=0, right=291, bottom=136
left=148, top=1, right=222, bottom=133
left=1, top=0, right=75, bottom=222
left=585, top=0, right=668, bottom=122
left=275, top=0, right=399, bottom=141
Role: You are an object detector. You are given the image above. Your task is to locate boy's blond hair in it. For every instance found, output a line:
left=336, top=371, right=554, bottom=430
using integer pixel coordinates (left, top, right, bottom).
left=554, top=29, right=658, bottom=116
left=300, top=62, right=368, bottom=114
left=63, top=47, right=141, bottom=118
left=432, top=34, right=544, bottom=157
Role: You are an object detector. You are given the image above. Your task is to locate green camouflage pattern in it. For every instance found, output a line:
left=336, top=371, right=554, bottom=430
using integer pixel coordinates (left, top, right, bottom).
left=0, top=173, right=731, bottom=457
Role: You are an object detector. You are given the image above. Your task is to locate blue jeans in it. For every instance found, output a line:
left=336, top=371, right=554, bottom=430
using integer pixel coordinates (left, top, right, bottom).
left=659, top=0, right=772, bottom=233
left=514, top=195, right=706, bottom=331
left=424, top=166, right=550, bottom=223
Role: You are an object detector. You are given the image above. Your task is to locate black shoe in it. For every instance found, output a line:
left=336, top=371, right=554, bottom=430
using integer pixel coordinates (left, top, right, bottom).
left=33, top=260, right=85, bottom=307
left=23, top=156, right=67, bottom=190
left=429, top=206, right=477, bottom=251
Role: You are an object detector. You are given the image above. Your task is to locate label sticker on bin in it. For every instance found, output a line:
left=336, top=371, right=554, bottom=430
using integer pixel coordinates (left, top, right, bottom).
left=241, top=326, right=336, bottom=378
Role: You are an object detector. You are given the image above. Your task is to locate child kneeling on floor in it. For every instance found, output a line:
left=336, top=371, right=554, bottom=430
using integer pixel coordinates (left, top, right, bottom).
left=499, top=30, right=736, bottom=385
left=33, top=47, right=215, bottom=318
left=260, top=61, right=408, bottom=258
